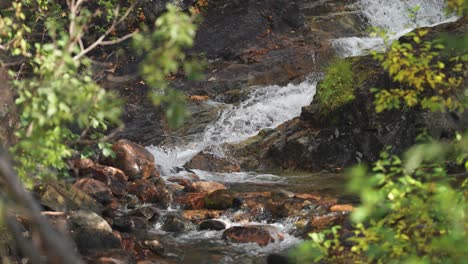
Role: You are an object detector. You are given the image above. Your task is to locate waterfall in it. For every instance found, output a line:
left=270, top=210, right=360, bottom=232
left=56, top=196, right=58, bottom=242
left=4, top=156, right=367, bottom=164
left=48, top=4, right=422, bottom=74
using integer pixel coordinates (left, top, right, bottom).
left=148, top=0, right=456, bottom=175
left=331, top=0, right=458, bottom=57
left=147, top=78, right=317, bottom=175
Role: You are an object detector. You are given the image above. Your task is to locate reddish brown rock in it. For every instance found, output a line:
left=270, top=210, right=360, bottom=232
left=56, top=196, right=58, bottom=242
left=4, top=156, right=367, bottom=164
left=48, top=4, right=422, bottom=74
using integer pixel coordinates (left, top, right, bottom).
left=330, top=204, right=354, bottom=212
left=175, top=193, right=206, bottom=209
left=222, top=225, right=284, bottom=246
left=307, top=214, right=347, bottom=234
left=73, top=178, right=113, bottom=205
left=184, top=181, right=226, bottom=193
left=128, top=179, right=159, bottom=203
left=85, top=165, right=128, bottom=197
left=166, top=176, right=192, bottom=187
left=69, top=158, right=95, bottom=175
left=182, top=210, right=224, bottom=222
left=110, top=139, right=156, bottom=180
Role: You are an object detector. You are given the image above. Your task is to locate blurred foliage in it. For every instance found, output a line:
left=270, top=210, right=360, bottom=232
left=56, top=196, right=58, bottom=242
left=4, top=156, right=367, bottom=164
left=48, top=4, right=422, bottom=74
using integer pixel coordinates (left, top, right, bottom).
left=316, top=58, right=355, bottom=111
left=294, top=1, right=467, bottom=263
left=133, top=4, right=204, bottom=127
left=0, top=1, right=200, bottom=185
left=372, top=28, right=467, bottom=113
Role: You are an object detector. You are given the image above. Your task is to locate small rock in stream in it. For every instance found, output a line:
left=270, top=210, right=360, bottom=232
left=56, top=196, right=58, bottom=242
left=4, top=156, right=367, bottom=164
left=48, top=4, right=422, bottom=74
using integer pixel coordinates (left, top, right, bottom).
left=198, top=219, right=226, bottom=231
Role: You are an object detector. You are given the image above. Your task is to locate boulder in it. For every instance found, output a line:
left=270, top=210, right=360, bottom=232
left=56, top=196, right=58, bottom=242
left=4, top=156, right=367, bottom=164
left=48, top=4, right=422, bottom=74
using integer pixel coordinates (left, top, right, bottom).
left=128, top=179, right=159, bottom=203
left=67, top=210, right=121, bottom=253
left=222, top=225, right=284, bottom=246
left=141, top=240, right=164, bottom=255
left=204, top=189, right=235, bottom=210
left=185, top=152, right=240, bottom=173
left=198, top=220, right=226, bottom=231
left=161, top=213, right=195, bottom=233
left=84, top=165, right=128, bottom=197
left=128, top=205, right=161, bottom=221
left=39, top=182, right=103, bottom=214
left=184, top=181, right=226, bottom=193
left=166, top=176, right=192, bottom=187
left=110, top=139, right=156, bottom=180
left=182, top=210, right=224, bottom=222
left=174, top=193, right=206, bottom=209
left=73, top=178, right=113, bottom=205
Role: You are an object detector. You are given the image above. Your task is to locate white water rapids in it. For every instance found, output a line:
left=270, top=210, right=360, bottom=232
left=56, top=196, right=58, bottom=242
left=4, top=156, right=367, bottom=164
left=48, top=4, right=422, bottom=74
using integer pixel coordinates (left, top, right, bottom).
left=332, top=0, right=457, bottom=57
left=144, top=0, right=457, bottom=261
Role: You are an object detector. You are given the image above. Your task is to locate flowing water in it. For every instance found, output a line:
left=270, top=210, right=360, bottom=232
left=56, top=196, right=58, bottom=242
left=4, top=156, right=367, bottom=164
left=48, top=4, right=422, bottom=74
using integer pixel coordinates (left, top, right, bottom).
left=144, top=1, right=456, bottom=262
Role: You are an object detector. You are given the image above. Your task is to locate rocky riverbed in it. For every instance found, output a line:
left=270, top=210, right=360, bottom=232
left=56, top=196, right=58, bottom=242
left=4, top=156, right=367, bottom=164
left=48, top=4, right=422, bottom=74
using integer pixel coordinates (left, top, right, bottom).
left=2, top=0, right=466, bottom=263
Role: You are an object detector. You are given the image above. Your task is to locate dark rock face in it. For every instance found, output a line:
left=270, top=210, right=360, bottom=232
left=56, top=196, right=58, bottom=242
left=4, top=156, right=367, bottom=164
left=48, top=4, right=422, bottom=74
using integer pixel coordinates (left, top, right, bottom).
left=222, top=225, right=284, bottom=246
left=109, top=139, right=156, bottom=180
left=198, top=220, right=226, bottom=231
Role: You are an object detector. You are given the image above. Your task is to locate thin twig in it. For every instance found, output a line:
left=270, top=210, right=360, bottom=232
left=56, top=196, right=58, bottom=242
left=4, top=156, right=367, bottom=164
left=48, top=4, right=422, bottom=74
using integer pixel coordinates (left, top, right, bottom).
left=99, top=30, right=139, bottom=46
left=73, top=3, right=136, bottom=61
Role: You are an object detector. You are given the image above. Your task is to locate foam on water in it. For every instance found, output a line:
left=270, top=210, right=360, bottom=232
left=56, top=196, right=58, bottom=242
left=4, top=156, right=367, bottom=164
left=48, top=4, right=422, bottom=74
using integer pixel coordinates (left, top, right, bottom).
left=147, top=78, right=318, bottom=175
left=332, top=0, right=458, bottom=57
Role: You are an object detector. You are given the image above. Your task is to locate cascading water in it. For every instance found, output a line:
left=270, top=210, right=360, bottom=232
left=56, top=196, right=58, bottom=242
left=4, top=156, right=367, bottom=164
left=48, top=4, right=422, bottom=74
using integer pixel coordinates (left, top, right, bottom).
left=331, top=0, right=458, bottom=57
left=143, top=1, right=457, bottom=262
left=147, top=78, right=318, bottom=175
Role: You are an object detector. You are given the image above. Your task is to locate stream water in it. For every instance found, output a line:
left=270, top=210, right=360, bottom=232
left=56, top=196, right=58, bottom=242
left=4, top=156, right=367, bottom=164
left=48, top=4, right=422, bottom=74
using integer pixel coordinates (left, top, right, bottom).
left=145, top=1, right=455, bottom=263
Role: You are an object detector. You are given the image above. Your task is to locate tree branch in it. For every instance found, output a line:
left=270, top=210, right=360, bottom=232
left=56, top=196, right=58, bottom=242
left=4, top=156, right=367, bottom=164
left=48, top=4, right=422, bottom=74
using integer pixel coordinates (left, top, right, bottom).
left=73, top=3, right=136, bottom=61
left=0, top=149, right=83, bottom=264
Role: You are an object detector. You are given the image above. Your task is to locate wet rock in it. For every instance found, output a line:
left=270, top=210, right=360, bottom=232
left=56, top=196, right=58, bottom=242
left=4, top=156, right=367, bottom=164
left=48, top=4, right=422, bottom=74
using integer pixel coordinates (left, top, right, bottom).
left=161, top=213, right=195, bottom=233
left=129, top=205, right=161, bottom=221
left=39, top=182, right=103, bottom=214
left=102, top=199, right=120, bottom=218
left=305, top=214, right=347, bottom=235
left=73, top=178, right=113, bottom=205
left=198, top=220, right=226, bottom=231
left=141, top=240, right=164, bottom=255
left=182, top=210, right=224, bottom=222
left=110, top=139, right=156, bottom=180
left=166, top=176, right=192, bottom=187
left=156, top=187, right=173, bottom=209
left=330, top=204, right=354, bottom=212
left=112, top=216, right=148, bottom=232
left=67, top=210, right=121, bottom=253
left=222, top=225, right=284, bottom=247
left=175, top=192, right=206, bottom=209
left=204, top=189, right=235, bottom=210
left=84, top=165, right=128, bottom=197
left=85, top=249, right=134, bottom=264
left=166, top=183, right=185, bottom=193
left=265, top=198, right=313, bottom=218
left=185, top=152, right=240, bottom=173
left=184, top=181, right=226, bottom=193
left=128, top=179, right=160, bottom=203
left=124, top=194, right=141, bottom=209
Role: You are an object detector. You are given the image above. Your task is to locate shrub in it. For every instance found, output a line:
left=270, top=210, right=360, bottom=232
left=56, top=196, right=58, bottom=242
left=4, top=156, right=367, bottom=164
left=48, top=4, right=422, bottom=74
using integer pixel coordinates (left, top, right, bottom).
left=317, top=58, right=355, bottom=111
